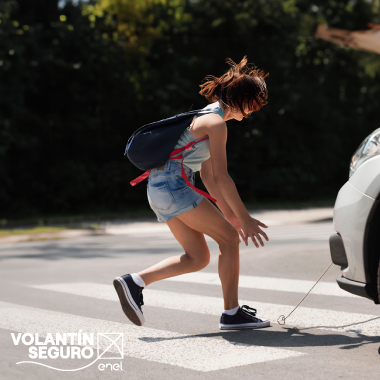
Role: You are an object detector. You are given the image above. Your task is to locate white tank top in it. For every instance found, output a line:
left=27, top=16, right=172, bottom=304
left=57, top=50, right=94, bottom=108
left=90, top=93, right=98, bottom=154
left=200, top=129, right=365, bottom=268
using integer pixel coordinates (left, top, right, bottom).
left=171, top=101, right=224, bottom=172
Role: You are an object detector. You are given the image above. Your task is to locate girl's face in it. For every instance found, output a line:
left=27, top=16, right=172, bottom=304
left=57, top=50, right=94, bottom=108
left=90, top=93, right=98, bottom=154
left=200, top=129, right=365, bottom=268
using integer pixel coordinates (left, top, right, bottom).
left=232, top=108, right=245, bottom=121
left=231, top=106, right=254, bottom=121
left=219, top=100, right=257, bottom=121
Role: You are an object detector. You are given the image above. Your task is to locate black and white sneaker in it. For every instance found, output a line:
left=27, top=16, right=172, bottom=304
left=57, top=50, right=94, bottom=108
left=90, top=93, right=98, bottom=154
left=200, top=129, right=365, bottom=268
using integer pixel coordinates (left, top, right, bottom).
left=219, top=305, right=270, bottom=330
left=113, top=274, right=145, bottom=326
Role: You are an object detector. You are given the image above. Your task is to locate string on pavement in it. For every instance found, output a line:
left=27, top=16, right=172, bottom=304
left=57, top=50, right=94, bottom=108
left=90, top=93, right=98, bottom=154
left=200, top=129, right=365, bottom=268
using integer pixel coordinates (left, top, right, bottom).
left=277, top=262, right=334, bottom=325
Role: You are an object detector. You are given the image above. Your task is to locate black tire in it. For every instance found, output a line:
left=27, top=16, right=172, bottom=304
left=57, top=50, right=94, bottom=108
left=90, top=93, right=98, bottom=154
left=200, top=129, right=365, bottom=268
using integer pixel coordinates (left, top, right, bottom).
left=365, top=199, right=380, bottom=304
left=377, top=259, right=380, bottom=304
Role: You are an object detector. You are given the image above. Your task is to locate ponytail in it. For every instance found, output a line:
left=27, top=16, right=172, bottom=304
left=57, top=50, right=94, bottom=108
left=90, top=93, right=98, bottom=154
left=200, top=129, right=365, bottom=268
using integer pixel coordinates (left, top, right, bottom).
left=199, top=56, right=269, bottom=117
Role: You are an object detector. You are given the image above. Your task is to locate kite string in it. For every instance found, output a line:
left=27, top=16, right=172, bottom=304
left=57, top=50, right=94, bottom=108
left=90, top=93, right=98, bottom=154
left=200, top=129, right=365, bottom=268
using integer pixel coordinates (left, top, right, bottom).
left=277, top=262, right=334, bottom=325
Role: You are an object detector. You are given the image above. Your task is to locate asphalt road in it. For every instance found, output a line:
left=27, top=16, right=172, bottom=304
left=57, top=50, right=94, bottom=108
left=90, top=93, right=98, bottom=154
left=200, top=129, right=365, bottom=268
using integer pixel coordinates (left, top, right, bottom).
left=0, top=220, right=379, bottom=379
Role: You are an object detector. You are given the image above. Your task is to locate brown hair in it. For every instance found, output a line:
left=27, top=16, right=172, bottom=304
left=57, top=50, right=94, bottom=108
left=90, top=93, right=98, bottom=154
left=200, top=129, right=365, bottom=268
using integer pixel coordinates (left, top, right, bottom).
left=199, top=56, right=269, bottom=118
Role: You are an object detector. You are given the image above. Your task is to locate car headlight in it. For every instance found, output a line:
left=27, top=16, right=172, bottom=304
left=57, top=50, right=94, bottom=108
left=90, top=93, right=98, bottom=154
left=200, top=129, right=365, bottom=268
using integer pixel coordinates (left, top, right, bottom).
left=349, top=127, right=380, bottom=178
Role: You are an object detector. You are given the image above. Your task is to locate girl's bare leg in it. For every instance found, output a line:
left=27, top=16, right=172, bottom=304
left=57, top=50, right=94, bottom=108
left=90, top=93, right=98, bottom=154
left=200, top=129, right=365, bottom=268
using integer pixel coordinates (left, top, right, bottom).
left=137, top=218, right=210, bottom=285
left=138, top=198, right=240, bottom=310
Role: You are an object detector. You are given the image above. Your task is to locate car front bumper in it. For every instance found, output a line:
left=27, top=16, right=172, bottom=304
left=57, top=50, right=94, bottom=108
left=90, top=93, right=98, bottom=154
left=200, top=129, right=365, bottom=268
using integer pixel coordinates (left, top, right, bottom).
left=330, top=232, right=375, bottom=300
left=336, top=273, right=375, bottom=301
left=332, top=181, right=375, bottom=283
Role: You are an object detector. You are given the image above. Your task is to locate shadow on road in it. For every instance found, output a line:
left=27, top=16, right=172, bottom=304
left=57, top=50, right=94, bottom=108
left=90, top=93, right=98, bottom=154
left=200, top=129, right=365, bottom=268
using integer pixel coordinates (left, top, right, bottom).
left=138, top=322, right=380, bottom=351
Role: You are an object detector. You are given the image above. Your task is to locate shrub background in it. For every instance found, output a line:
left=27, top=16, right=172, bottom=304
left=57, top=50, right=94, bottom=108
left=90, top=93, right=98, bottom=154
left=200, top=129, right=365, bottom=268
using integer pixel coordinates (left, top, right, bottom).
left=1, top=0, right=379, bottom=218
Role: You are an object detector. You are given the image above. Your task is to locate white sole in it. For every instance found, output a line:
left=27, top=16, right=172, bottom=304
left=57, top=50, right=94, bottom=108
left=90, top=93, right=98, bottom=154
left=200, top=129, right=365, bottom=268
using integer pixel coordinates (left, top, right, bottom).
left=113, top=276, right=145, bottom=326
left=219, top=319, right=270, bottom=330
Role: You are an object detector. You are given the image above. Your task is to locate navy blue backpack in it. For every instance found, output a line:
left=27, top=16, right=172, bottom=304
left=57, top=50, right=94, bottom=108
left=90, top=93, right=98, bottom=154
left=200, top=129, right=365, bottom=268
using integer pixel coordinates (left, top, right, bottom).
left=125, top=108, right=217, bottom=202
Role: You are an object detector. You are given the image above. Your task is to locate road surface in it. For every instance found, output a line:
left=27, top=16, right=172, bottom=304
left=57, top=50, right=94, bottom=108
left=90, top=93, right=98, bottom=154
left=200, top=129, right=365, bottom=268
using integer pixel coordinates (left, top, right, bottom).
left=0, top=218, right=379, bottom=379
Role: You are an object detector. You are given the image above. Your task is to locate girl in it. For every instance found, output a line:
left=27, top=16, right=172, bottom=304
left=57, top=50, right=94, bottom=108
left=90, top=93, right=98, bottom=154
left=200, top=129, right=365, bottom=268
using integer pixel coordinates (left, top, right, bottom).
left=114, top=56, right=270, bottom=330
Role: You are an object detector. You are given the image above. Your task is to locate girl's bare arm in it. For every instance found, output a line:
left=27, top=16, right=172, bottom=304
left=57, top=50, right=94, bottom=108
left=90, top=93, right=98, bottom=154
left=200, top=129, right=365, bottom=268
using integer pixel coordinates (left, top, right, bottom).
left=205, top=115, right=269, bottom=247
left=200, top=158, right=245, bottom=243
left=200, top=158, right=235, bottom=218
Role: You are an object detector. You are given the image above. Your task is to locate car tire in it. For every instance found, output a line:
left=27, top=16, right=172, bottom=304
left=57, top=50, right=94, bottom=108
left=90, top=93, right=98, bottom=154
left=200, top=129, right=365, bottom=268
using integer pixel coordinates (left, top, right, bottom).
left=378, top=259, right=380, bottom=304
left=366, top=200, right=380, bottom=304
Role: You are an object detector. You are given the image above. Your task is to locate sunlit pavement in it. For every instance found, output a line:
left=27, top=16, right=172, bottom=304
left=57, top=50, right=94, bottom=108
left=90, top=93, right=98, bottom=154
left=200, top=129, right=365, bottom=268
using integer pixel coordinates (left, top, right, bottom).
left=1, top=208, right=380, bottom=379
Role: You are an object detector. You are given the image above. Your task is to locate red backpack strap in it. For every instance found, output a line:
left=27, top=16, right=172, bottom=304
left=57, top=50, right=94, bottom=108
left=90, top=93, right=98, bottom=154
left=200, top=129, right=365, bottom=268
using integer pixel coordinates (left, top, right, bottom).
left=179, top=159, right=216, bottom=203
left=169, top=137, right=217, bottom=203
left=130, top=170, right=150, bottom=186
left=130, top=136, right=217, bottom=203
left=169, top=136, right=209, bottom=159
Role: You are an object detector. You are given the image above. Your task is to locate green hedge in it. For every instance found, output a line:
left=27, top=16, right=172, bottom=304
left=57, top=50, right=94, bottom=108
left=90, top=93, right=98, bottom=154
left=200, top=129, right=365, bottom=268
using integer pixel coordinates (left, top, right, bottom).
left=1, top=0, right=379, bottom=218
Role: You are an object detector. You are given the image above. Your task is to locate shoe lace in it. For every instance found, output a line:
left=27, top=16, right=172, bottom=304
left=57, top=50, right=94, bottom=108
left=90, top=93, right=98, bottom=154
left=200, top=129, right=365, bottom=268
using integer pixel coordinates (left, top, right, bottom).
left=139, top=288, right=144, bottom=306
left=240, top=305, right=257, bottom=319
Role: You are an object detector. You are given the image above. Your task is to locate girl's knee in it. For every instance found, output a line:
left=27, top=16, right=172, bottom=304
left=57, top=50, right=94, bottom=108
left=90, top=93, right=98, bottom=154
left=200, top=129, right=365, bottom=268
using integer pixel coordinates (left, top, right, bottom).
left=186, top=251, right=210, bottom=271
left=219, top=228, right=240, bottom=248
left=199, top=253, right=211, bottom=269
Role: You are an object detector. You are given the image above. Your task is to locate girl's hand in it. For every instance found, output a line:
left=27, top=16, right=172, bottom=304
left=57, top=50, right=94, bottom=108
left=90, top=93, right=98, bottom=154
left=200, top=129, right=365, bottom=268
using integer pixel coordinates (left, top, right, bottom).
left=225, top=214, right=245, bottom=243
left=240, top=217, right=269, bottom=248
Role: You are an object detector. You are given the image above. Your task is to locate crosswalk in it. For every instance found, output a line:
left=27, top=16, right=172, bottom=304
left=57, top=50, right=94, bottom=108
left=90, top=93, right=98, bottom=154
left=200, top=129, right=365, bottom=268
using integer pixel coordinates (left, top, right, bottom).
left=8, top=212, right=380, bottom=377
left=31, top=278, right=379, bottom=337
left=263, top=223, right=334, bottom=241
left=162, top=272, right=357, bottom=297
left=1, top=269, right=379, bottom=373
left=0, top=301, right=305, bottom=371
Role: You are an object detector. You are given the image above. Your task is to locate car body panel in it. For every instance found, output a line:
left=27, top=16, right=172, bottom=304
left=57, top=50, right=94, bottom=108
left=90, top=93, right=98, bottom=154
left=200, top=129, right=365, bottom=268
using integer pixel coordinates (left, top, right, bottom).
left=349, top=155, right=380, bottom=199
left=333, top=181, right=375, bottom=282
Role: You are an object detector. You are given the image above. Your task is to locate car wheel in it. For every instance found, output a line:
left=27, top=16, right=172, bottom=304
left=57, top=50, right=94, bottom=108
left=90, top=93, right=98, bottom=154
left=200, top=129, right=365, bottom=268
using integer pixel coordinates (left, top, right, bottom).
left=378, top=258, right=380, bottom=303
left=366, top=200, right=380, bottom=304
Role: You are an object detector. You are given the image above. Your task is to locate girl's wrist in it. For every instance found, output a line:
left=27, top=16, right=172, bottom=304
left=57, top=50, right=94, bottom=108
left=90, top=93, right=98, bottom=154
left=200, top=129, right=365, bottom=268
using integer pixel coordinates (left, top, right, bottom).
left=239, top=212, right=253, bottom=224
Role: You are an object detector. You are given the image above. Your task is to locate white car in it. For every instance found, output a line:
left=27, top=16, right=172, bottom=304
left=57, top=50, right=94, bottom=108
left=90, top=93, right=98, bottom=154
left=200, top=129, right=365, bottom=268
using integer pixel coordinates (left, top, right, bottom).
left=330, top=128, right=380, bottom=303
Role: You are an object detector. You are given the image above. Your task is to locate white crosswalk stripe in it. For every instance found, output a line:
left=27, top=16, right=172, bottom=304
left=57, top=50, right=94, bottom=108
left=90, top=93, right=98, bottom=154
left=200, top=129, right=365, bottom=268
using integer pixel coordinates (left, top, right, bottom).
left=266, top=224, right=334, bottom=241
left=0, top=301, right=305, bottom=371
left=162, top=272, right=357, bottom=298
left=32, top=282, right=380, bottom=336
left=108, top=223, right=334, bottom=242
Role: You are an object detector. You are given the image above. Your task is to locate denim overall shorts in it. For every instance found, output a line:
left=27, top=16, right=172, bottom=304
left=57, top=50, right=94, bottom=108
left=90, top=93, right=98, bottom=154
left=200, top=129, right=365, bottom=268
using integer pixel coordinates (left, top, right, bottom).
left=147, top=160, right=205, bottom=222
